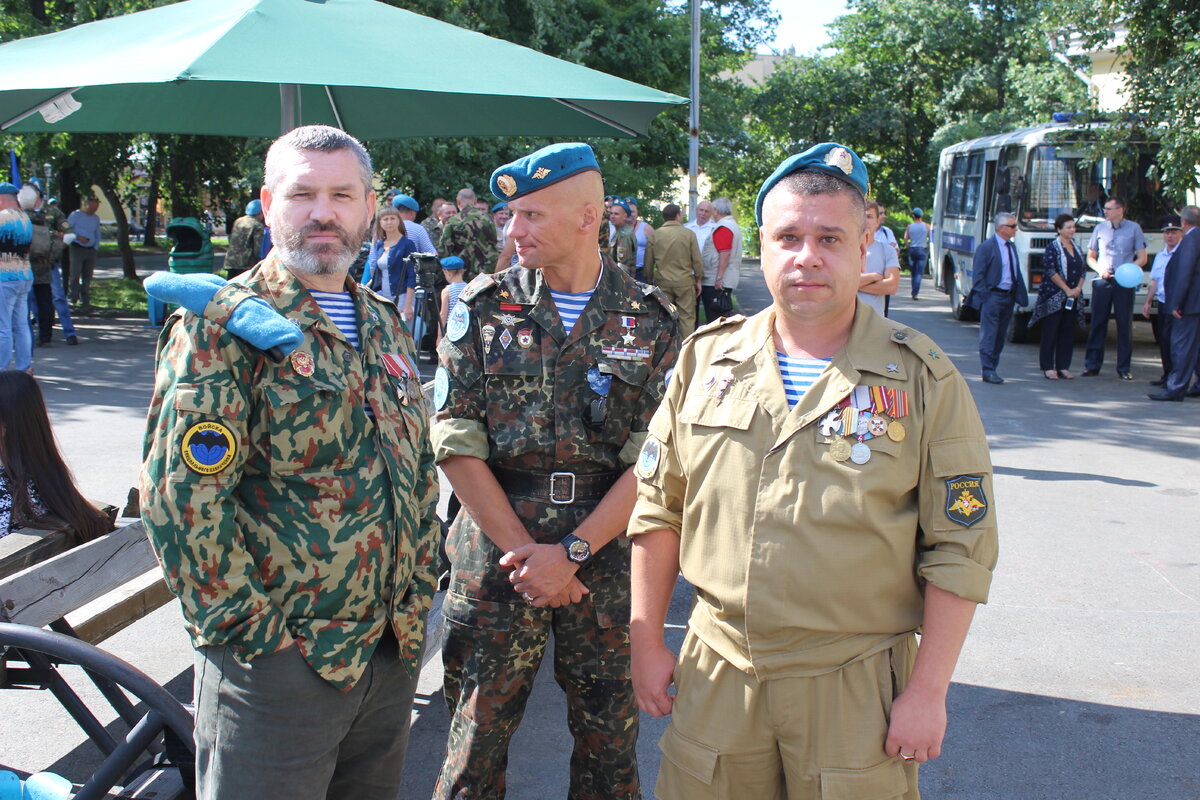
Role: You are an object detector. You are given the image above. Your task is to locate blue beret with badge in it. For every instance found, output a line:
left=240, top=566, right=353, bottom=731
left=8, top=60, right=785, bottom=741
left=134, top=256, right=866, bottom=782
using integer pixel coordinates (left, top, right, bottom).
left=491, top=142, right=600, bottom=202
left=392, top=194, right=420, bottom=212
left=754, top=142, right=870, bottom=226
left=0, top=182, right=18, bottom=195
left=612, top=199, right=632, bottom=215
left=491, top=202, right=508, bottom=213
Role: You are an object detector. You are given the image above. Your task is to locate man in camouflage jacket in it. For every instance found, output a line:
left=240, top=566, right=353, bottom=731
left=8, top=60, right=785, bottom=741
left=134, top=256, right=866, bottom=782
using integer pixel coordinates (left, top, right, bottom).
left=141, top=125, right=439, bottom=800
left=223, top=199, right=265, bottom=278
left=430, top=143, right=679, bottom=800
left=439, top=187, right=498, bottom=281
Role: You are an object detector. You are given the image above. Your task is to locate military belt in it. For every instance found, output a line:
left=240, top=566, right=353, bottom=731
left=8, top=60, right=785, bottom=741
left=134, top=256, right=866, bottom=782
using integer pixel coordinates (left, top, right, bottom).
left=492, top=468, right=621, bottom=505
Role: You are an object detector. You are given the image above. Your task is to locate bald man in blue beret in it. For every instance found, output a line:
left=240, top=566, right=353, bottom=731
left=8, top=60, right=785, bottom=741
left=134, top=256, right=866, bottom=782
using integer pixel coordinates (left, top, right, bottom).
left=430, top=143, right=680, bottom=799
left=628, top=143, right=998, bottom=800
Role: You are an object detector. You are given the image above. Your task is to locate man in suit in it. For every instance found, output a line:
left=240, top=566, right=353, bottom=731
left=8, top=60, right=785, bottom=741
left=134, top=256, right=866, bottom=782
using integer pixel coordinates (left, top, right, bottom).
left=1149, top=205, right=1200, bottom=401
left=972, top=212, right=1028, bottom=384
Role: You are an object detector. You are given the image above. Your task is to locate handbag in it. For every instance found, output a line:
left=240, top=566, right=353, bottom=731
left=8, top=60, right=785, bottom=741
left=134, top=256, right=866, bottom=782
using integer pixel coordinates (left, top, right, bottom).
left=713, top=288, right=734, bottom=315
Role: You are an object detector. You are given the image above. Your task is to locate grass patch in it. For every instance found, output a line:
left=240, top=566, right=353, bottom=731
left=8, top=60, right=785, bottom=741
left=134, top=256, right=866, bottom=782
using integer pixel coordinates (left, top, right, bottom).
left=98, top=241, right=170, bottom=256
left=89, top=277, right=148, bottom=314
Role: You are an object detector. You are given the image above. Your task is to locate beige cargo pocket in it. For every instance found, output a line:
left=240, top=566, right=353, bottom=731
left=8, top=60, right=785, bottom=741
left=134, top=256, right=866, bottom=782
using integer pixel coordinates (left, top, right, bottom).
left=658, top=727, right=718, bottom=785
left=679, top=395, right=755, bottom=430
left=819, top=758, right=909, bottom=800
left=261, top=377, right=350, bottom=474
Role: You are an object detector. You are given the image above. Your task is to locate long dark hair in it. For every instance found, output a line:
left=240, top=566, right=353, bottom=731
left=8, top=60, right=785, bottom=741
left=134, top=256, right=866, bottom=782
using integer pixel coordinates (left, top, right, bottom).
left=0, top=370, right=112, bottom=542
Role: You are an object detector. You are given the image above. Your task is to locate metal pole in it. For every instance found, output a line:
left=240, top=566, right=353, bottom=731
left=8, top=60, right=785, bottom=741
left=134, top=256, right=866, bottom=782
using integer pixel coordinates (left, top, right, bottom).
left=688, top=0, right=700, bottom=223
left=280, top=84, right=297, bottom=134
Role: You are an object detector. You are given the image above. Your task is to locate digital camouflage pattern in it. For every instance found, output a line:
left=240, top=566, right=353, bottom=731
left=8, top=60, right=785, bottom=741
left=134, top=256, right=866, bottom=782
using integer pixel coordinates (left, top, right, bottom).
left=611, top=224, right=637, bottom=276
left=431, top=255, right=679, bottom=800
left=223, top=213, right=265, bottom=277
left=27, top=203, right=70, bottom=284
left=439, top=205, right=498, bottom=281
left=140, top=253, right=440, bottom=690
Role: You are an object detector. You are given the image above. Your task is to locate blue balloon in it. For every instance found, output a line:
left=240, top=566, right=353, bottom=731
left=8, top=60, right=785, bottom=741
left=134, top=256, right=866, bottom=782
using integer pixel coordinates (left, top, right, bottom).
left=1114, top=262, right=1142, bottom=289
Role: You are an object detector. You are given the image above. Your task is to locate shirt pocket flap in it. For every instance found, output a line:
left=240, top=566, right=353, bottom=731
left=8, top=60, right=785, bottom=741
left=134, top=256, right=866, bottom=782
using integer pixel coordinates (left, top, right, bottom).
left=261, top=376, right=346, bottom=407
left=820, top=758, right=909, bottom=800
left=679, top=395, right=755, bottom=430
left=442, top=592, right=514, bottom=632
left=658, top=729, right=718, bottom=784
left=929, top=437, right=991, bottom=478
left=482, top=347, right=541, bottom=377
left=608, top=358, right=651, bottom=387
left=173, top=382, right=247, bottom=420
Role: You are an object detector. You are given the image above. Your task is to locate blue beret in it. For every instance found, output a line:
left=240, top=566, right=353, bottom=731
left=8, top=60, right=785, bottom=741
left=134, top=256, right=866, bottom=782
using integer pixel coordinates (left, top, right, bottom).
left=27, top=178, right=45, bottom=196
left=491, top=202, right=508, bottom=213
left=624, top=196, right=638, bottom=206
left=912, top=207, right=923, bottom=217
left=491, top=143, right=600, bottom=202
left=392, top=194, right=419, bottom=212
left=611, top=199, right=631, bottom=216
left=0, top=182, right=18, bottom=195
left=755, top=142, right=870, bottom=226
left=440, top=256, right=465, bottom=270
left=245, top=199, right=262, bottom=215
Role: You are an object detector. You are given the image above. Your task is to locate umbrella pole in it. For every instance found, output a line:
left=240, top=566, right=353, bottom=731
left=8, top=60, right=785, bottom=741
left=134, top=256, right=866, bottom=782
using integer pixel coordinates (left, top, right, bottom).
left=687, top=0, right=700, bottom=223
left=280, top=84, right=298, bottom=134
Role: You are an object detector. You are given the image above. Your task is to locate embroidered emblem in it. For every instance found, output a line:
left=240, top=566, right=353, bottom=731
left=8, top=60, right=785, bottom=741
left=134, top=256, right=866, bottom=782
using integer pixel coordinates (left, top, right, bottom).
left=945, top=475, right=988, bottom=527
left=636, top=437, right=661, bottom=480
left=434, top=366, right=450, bottom=410
left=181, top=421, right=237, bottom=476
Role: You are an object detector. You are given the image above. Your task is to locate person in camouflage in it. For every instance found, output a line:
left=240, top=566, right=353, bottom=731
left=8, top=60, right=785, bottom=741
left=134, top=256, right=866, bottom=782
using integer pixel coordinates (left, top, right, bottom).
left=140, top=125, right=440, bottom=800
left=431, top=143, right=680, bottom=800
left=439, top=187, right=498, bottom=281
left=608, top=199, right=637, bottom=277
left=24, top=179, right=75, bottom=346
left=223, top=199, right=266, bottom=278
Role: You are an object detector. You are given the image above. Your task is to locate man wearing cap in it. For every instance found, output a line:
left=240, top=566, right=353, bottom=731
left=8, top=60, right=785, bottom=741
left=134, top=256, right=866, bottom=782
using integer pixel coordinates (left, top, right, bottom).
left=1084, top=196, right=1148, bottom=380
left=1149, top=205, right=1200, bottom=401
left=647, top=203, right=704, bottom=337
left=1144, top=219, right=1183, bottom=386
left=0, top=182, right=35, bottom=371
left=141, top=125, right=440, bottom=799
left=23, top=178, right=78, bottom=346
left=431, top=142, right=679, bottom=800
left=440, top=187, right=499, bottom=281
left=629, top=142, right=997, bottom=800
left=904, top=208, right=930, bottom=300
left=224, top=199, right=266, bottom=278
left=392, top=193, right=439, bottom=256
left=492, top=201, right=511, bottom=251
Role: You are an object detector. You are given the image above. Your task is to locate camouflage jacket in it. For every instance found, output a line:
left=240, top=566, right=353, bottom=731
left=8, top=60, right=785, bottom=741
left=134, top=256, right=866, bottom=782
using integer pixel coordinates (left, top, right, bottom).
left=612, top=224, right=637, bottom=276
left=432, top=255, right=679, bottom=475
left=140, top=254, right=440, bottom=690
left=224, top=214, right=265, bottom=275
left=27, top=204, right=70, bottom=282
left=439, top=206, right=498, bottom=281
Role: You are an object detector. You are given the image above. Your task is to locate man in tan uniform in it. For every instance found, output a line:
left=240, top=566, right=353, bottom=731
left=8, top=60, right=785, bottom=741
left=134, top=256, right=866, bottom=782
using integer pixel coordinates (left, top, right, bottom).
left=647, top=203, right=704, bottom=337
left=628, top=142, right=998, bottom=800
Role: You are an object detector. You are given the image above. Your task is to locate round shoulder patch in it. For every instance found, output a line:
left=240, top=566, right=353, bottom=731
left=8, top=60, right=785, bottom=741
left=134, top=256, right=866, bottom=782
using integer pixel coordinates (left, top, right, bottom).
left=447, top=303, right=471, bottom=342
left=636, top=437, right=662, bottom=480
left=434, top=366, right=451, bottom=411
left=181, top=421, right=237, bottom=475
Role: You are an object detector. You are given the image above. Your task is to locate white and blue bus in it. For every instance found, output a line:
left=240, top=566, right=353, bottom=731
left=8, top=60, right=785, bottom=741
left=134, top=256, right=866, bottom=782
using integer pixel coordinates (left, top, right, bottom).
left=931, top=119, right=1171, bottom=341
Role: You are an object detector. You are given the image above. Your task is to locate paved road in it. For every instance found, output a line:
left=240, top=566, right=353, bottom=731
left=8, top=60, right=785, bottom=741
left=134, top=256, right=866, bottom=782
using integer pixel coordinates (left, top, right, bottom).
left=4, top=261, right=1198, bottom=798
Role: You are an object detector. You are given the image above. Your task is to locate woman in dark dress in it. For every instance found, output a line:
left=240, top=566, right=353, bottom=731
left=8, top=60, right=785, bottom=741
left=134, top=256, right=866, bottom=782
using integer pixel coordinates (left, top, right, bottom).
left=1029, top=213, right=1087, bottom=379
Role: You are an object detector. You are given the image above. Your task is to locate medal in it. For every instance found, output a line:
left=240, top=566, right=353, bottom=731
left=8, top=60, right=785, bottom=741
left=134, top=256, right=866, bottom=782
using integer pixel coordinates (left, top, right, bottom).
left=868, top=415, right=889, bottom=437
left=830, top=439, right=852, bottom=461
left=481, top=323, right=496, bottom=355
left=850, top=442, right=872, bottom=464
left=887, top=420, right=906, bottom=442
left=290, top=350, right=315, bottom=377
left=499, top=328, right=513, bottom=349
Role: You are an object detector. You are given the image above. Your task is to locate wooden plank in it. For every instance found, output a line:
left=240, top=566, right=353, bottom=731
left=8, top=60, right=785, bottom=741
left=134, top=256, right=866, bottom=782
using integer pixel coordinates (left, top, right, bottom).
left=0, top=521, right=159, bottom=629
left=67, top=571, right=174, bottom=645
left=0, top=526, right=76, bottom=581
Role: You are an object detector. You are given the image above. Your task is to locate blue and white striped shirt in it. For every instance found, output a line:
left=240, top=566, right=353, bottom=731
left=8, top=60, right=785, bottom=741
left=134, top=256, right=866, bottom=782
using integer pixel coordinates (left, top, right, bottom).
left=550, top=289, right=593, bottom=335
left=777, top=353, right=830, bottom=408
left=310, top=291, right=360, bottom=351
left=403, top=220, right=438, bottom=256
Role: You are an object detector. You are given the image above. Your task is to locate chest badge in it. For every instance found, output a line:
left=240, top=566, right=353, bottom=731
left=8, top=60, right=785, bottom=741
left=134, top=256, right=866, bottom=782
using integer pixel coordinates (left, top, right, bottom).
left=447, top=303, right=471, bottom=342
left=290, top=350, right=315, bottom=377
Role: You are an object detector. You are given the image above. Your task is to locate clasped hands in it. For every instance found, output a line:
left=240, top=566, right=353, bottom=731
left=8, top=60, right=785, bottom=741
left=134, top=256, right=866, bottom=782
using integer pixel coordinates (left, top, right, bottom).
left=499, top=542, right=589, bottom=608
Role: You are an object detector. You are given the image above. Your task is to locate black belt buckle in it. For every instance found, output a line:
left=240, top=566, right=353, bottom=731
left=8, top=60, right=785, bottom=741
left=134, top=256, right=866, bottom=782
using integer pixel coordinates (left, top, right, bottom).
left=549, top=472, right=576, bottom=504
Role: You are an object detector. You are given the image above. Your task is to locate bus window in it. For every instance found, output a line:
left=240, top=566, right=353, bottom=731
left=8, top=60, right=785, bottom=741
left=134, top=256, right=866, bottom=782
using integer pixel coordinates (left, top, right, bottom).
left=1119, top=151, right=1175, bottom=230
left=1026, top=145, right=1080, bottom=230
left=947, top=153, right=984, bottom=218
left=991, top=146, right=1025, bottom=218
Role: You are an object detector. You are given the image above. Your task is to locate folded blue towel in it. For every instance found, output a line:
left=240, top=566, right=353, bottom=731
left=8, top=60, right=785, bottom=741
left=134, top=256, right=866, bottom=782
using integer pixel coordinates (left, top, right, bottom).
left=145, top=272, right=303, bottom=360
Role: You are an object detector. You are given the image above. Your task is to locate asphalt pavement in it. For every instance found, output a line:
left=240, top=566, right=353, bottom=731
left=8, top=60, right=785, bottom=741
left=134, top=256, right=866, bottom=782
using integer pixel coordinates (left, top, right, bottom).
left=3, top=256, right=1198, bottom=799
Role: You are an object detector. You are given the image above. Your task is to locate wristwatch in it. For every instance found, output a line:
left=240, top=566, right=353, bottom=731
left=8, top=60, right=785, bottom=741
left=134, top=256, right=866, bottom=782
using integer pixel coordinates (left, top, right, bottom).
left=559, top=533, right=593, bottom=567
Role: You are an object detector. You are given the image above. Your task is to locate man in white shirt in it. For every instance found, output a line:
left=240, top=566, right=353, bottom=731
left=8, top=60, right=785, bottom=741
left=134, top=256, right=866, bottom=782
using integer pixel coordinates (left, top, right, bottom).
left=1144, top=219, right=1183, bottom=385
left=685, top=199, right=716, bottom=250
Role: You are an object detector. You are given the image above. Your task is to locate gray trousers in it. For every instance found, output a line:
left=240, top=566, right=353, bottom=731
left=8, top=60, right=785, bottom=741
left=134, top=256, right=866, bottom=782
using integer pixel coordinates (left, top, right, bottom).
left=193, top=629, right=422, bottom=800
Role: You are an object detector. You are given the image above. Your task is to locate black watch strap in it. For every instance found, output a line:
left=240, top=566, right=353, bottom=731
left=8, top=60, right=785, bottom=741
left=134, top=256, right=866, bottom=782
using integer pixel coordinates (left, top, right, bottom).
left=559, top=533, right=593, bottom=566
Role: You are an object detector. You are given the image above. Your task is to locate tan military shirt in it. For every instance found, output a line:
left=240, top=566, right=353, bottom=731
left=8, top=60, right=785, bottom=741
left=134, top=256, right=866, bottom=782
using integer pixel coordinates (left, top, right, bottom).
left=648, top=220, right=703, bottom=287
left=629, top=303, right=998, bottom=680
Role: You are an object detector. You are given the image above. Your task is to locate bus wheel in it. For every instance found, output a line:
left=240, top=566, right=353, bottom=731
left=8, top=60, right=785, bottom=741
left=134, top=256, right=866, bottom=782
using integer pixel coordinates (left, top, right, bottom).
left=949, top=270, right=977, bottom=321
left=1008, top=311, right=1035, bottom=344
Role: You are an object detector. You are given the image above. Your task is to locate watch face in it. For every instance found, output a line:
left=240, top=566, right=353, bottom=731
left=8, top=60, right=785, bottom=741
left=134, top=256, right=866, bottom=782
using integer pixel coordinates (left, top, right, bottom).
left=567, top=539, right=590, bottom=562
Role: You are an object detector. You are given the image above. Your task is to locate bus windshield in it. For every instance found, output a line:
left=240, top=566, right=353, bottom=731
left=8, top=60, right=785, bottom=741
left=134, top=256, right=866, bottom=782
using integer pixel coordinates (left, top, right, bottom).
left=1021, top=144, right=1172, bottom=232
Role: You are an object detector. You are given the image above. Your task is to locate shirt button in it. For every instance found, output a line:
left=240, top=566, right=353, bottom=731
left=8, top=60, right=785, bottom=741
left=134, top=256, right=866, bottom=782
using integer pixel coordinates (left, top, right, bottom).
left=342, top=351, right=353, bottom=363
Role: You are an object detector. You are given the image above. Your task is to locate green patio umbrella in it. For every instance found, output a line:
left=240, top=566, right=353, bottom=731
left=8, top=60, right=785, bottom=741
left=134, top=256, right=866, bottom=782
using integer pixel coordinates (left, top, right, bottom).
left=0, top=0, right=685, bottom=139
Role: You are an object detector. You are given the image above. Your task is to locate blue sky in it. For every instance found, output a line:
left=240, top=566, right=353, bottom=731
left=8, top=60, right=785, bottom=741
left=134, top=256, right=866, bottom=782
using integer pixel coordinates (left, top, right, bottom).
left=768, top=0, right=849, bottom=55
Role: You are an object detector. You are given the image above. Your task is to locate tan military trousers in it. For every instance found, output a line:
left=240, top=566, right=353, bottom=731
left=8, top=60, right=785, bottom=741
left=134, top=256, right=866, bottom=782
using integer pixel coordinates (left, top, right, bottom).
left=655, top=631, right=920, bottom=800
left=656, top=282, right=698, bottom=339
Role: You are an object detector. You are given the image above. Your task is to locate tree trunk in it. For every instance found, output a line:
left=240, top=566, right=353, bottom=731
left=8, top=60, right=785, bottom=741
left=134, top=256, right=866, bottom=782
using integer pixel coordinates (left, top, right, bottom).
left=59, top=164, right=81, bottom=218
left=166, top=137, right=200, bottom=219
left=143, top=172, right=159, bottom=248
left=99, top=181, right=137, bottom=279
